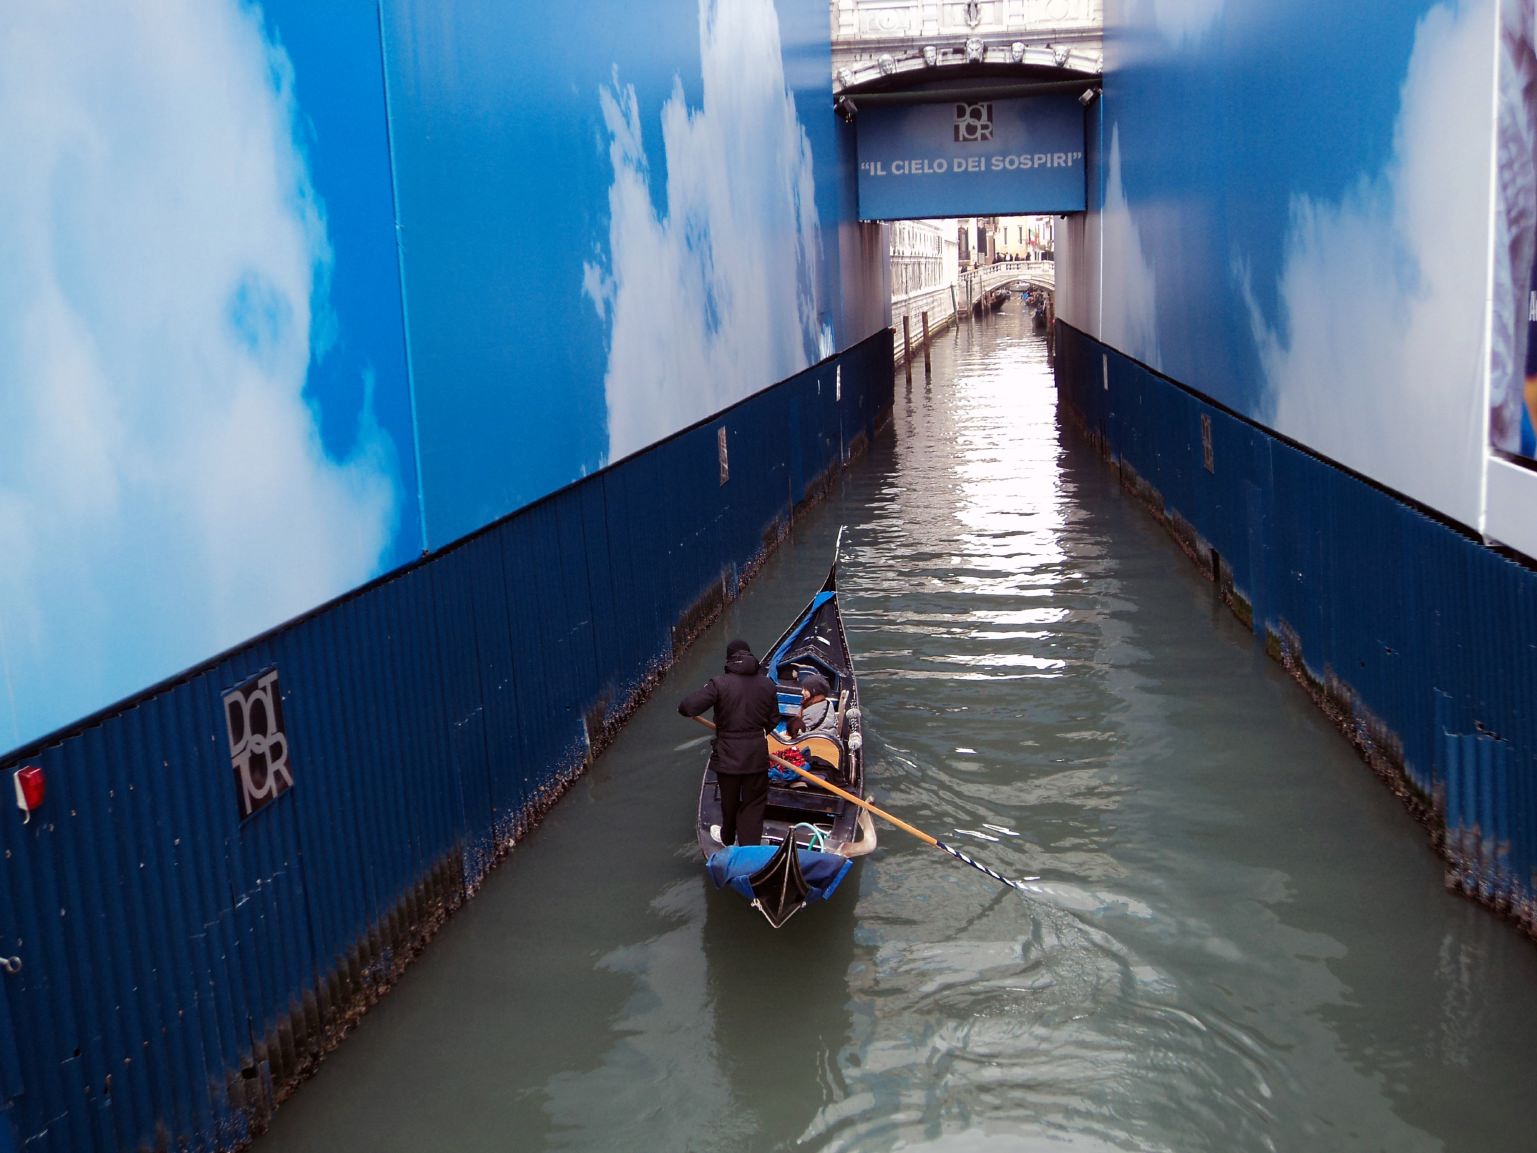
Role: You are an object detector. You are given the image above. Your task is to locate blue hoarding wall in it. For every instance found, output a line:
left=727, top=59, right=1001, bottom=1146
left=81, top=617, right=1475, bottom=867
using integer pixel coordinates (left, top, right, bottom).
left=0, top=0, right=884, bottom=757
left=1077, top=0, right=1494, bottom=533
left=0, top=11, right=891, bottom=1147
left=386, top=0, right=881, bottom=545
left=1056, top=322, right=1537, bottom=942
left=856, top=94, right=1087, bottom=219
left=0, top=329, right=894, bottom=1153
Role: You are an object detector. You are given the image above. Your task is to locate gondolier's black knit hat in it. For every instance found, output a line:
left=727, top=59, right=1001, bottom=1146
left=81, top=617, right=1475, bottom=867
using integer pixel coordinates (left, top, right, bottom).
left=726, top=638, right=752, bottom=656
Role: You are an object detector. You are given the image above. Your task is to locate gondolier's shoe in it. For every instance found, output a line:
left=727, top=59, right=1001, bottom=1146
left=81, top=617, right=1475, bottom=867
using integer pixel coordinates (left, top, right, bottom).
left=709, top=824, right=723, bottom=844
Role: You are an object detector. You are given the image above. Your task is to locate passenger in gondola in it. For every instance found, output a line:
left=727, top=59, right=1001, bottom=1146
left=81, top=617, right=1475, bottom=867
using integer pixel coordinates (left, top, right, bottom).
left=678, top=638, right=779, bottom=847
left=786, top=674, right=838, bottom=740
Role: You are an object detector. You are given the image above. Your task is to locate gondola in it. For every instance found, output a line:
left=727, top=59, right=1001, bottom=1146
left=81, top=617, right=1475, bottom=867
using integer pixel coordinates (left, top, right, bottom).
left=695, top=530, right=877, bottom=927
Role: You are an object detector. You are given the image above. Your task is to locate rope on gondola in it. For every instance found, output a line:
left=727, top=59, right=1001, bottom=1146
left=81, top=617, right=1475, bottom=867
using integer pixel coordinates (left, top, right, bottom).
left=790, top=821, right=828, bottom=852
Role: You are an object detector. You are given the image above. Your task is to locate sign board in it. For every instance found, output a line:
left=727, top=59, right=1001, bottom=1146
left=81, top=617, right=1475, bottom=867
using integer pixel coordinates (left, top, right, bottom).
left=855, top=94, right=1086, bottom=219
left=224, top=669, right=294, bottom=820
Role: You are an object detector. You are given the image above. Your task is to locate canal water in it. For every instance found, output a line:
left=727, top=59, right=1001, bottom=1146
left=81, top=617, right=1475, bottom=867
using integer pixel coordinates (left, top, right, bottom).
left=262, top=300, right=1537, bottom=1152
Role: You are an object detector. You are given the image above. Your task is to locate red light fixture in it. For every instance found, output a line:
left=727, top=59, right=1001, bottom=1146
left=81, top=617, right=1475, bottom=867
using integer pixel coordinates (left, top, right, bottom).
left=14, top=766, right=44, bottom=824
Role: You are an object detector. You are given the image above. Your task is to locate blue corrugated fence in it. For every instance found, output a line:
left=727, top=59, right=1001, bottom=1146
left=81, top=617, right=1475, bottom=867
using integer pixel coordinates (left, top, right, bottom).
left=1055, top=321, right=1537, bottom=937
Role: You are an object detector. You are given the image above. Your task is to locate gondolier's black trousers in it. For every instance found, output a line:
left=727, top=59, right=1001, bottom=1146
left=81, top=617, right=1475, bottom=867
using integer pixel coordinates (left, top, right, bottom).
left=719, top=771, right=769, bottom=846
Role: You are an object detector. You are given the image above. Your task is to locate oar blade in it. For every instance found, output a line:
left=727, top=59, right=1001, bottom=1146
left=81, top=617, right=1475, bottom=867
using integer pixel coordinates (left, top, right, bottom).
left=934, top=840, right=1038, bottom=892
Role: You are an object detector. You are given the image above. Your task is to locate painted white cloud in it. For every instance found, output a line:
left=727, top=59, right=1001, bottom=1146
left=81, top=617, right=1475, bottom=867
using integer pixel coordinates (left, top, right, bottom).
left=0, top=1, right=398, bottom=750
left=1100, top=124, right=1163, bottom=367
left=1242, top=0, right=1494, bottom=525
left=1145, top=0, right=1226, bottom=48
left=583, top=0, right=828, bottom=462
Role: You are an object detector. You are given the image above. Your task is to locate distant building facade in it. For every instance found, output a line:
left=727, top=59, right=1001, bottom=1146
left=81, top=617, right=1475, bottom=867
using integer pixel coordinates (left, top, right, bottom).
left=891, top=218, right=958, bottom=299
left=994, top=215, right=1054, bottom=261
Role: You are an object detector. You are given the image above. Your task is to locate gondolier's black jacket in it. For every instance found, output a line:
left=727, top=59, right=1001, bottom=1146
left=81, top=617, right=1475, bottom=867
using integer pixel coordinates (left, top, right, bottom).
left=678, top=648, right=779, bottom=775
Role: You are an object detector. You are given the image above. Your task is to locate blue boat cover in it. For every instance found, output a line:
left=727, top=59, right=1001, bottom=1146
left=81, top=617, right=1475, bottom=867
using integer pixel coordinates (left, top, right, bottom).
left=706, top=845, right=854, bottom=904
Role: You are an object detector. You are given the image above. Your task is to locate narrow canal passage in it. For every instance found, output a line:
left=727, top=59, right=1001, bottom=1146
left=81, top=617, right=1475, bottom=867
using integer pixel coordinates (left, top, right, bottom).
left=262, top=301, right=1537, bottom=1153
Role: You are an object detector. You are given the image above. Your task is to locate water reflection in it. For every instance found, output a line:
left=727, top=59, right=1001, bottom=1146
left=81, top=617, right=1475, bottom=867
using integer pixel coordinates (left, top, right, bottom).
left=701, top=879, right=858, bottom=1151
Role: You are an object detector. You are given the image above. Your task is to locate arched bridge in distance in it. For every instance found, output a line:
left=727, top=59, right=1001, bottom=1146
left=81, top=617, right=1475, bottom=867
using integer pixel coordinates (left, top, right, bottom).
left=962, top=259, right=1055, bottom=309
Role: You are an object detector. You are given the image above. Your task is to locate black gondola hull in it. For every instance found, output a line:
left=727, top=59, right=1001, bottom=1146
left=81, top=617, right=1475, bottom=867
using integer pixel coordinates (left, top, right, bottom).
left=695, top=531, right=876, bottom=925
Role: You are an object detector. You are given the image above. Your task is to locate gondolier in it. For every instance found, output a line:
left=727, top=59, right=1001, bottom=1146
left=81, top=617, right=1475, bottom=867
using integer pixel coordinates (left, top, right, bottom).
left=678, top=638, right=779, bottom=846
left=686, top=531, right=877, bottom=926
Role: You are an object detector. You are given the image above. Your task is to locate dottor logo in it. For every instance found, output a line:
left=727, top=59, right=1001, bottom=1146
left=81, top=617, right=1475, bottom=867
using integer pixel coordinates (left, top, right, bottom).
left=224, top=669, right=294, bottom=820
left=954, top=102, right=994, bottom=142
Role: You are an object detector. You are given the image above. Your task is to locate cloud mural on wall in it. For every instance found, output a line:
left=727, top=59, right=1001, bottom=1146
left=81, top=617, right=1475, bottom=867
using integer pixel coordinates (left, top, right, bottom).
left=1100, top=125, right=1164, bottom=368
left=1239, top=0, right=1493, bottom=524
left=0, top=0, right=399, bottom=750
left=583, top=0, right=828, bottom=463
left=1143, top=0, right=1227, bottom=47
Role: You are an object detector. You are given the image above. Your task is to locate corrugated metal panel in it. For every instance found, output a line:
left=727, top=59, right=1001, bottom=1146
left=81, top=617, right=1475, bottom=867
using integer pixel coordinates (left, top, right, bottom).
left=430, top=532, right=506, bottom=880
left=596, top=461, right=673, bottom=682
left=1056, top=322, right=1537, bottom=937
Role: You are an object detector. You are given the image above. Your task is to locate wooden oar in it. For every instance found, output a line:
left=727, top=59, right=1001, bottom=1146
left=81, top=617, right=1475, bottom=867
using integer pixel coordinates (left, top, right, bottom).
left=690, top=716, right=1037, bottom=892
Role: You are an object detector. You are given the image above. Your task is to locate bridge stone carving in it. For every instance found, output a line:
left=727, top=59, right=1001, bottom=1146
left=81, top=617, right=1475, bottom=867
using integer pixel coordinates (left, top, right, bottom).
left=831, top=0, right=1102, bottom=89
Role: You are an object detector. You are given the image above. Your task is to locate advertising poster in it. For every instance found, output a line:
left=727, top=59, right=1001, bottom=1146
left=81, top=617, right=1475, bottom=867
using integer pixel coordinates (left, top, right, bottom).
left=856, top=93, right=1087, bottom=220
left=1493, top=2, right=1537, bottom=466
